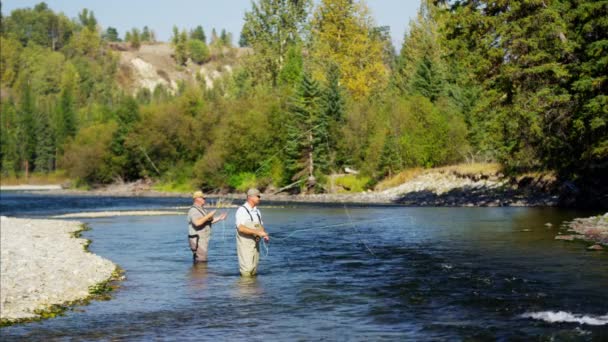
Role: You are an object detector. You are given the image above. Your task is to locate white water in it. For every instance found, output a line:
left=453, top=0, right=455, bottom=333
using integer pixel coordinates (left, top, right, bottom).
left=521, top=311, right=608, bottom=326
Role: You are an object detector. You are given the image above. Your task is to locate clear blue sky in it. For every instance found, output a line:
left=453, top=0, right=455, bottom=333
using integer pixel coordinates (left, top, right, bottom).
left=3, top=0, right=420, bottom=49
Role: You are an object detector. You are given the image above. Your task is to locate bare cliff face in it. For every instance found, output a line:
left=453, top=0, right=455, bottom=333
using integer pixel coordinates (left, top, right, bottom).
left=111, top=43, right=250, bottom=94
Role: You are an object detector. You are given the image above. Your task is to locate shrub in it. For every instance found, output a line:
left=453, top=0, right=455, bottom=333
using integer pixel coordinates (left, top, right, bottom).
left=188, top=40, right=210, bottom=64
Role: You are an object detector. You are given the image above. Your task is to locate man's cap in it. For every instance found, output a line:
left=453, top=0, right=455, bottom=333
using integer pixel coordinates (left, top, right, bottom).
left=192, top=190, right=206, bottom=199
left=246, top=188, right=261, bottom=197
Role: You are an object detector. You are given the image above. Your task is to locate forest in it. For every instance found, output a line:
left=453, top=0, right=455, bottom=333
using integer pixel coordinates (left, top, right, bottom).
left=0, top=0, right=606, bottom=204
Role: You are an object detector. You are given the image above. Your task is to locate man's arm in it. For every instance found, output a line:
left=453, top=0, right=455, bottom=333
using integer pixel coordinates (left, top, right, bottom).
left=193, top=210, right=216, bottom=227
left=237, top=223, right=268, bottom=238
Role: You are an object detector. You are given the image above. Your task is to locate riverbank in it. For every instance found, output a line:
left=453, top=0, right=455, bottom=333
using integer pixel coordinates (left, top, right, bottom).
left=11, top=168, right=559, bottom=207
left=0, top=217, right=118, bottom=325
left=555, top=213, right=608, bottom=249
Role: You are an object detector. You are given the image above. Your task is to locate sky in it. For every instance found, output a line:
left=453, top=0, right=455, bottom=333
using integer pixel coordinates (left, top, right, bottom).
left=2, top=0, right=420, bottom=49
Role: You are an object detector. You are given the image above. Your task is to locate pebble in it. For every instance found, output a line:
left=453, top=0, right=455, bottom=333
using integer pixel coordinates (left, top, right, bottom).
left=0, top=217, right=116, bottom=322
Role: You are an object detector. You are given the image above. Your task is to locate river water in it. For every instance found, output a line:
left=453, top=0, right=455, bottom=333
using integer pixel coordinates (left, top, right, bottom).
left=1, top=193, right=607, bottom=340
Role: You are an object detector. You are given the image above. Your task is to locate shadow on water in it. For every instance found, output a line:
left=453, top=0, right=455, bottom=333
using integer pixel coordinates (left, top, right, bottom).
left=1, top=194, right=607, bottom=340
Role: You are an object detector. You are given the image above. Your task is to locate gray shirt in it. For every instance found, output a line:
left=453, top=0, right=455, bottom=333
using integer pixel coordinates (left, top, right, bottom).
left=188, top=205, right=211, bottom=235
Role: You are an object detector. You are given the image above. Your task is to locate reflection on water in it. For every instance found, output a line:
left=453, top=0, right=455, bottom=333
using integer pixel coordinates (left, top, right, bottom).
left=188, top=263, right=209, bottom=291
left=235, top=276, right=263, bottom=298
left=1, top=195, right=606, bottom=340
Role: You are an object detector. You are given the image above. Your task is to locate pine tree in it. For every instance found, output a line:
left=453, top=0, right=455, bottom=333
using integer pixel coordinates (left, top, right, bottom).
left=130, top=28, right=141, bottom=49
left=322, top=63, right=346, bottom=169
left=173, top=29, right=188, bottom=65
left=141, top=26, right=151, bottom=42
left=285, top=73, right=329, bottom=191
left=17, top=78, right=37, bottom=175
left=378, top=133, right=402, bottom=178
left=395, top=0, right=446, bottom=101
left=0, top=99, right=20, bottom=175
left=190, top=25, right=206, bottom=42
left=35, top=112, right=55, bottom=172
left=278, top=44, right=303, bottom=87
left=103, top=27, right=120, bottom=42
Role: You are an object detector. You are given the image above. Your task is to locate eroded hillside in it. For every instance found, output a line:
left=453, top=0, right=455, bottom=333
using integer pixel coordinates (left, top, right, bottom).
left=111, top=43, right=250, bottom=94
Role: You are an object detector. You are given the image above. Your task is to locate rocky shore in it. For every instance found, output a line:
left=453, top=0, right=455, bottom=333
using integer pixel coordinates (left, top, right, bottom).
left=26, top=169, right=559, bottom=207
left=555, top=213, right=608, bottom=249
left=0, top=217, right=117, bottom=324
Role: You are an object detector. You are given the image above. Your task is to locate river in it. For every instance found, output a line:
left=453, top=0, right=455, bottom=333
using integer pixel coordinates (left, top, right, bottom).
left=1, top=193, right=606, bottom=340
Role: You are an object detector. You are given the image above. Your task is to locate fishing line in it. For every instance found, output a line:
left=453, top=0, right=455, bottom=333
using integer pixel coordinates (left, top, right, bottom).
left=270, top=215, right=405, bottom=242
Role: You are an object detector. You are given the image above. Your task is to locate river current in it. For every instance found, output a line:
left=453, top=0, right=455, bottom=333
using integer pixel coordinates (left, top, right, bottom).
left=1, top=193, right=607, bottom=340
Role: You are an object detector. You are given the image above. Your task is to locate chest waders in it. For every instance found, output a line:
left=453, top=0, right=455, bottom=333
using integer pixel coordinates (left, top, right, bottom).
left=189, top=206, right=212, bottom=263
left=236, top=205, right=262, bottom=276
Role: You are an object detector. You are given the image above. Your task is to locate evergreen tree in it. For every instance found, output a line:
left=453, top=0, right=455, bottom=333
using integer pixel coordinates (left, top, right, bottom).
left=378, top=133, right=402, bottom=177
left=395, top=0, right=446, bottom=101
left=130, top=28, right=141, bottom=49
left=0, top=99, right=20, bottom=174
left=103, top=27, right=120, bottom=42
left=220, top=28, right=230, bottom=46
left=190, top=25, right=206, bottom=42
left=141, top=26, right=151, bottom=42
left=238, top=28, right=249, bottom=47
left=17, top=77, right=36, bottom=174
left=278, top=44, right=303, bottom=87
left=171, top=26, right=180, bottom=45
left=410, top=55, right=444, bottom=102
left=173, top=28, right=188, bottom=65
left=35, top=112, right=55, bottom=172
left=210, top=28, right=218, bottom=45
left=78, top=8, right=97, bottom=31
left=285, top=73, right=329, bottom=190
left=56, top=86, right=77, bottom=148
left=322, top=63, right=346, bottom=168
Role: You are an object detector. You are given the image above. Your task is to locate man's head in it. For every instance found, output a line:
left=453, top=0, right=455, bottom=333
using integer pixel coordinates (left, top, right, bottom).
left=246, top=188, right=261, bottom=206
left=192, top=190, right=206, bottom=206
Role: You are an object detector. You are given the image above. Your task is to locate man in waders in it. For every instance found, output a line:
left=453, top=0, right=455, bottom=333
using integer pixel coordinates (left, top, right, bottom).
left=235, top=188, right=269, bottom=276
left=188, top=191, right=227, bottom=263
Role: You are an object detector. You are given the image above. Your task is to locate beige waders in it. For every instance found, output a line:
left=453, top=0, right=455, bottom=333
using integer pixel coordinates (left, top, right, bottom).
left=236, top=222, right=261, bottom=276
left=189, top=226, right=211, bottom=263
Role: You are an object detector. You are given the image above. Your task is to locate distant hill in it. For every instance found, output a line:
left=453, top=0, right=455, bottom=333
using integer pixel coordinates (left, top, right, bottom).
left=109, top=42, right=251, bottom=94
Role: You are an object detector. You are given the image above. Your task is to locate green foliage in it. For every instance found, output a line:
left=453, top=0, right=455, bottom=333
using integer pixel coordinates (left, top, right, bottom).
left=188, top=39, right=210, bottom=64
left=173, top=28, right=188, bottom=65
left=3, top=3, right=74, bottom=50
left=103, top=27, right=120, bottom=42
left=241, top=0, right=311, bottom=86
left=1, top=1, right=605, bottom=206
left=61, top=121, right=117, bottom=183
left=333, top=175, right=371, bottom=193
left=310, top=0, right=388, bottom=99
left=228, top=172, right=258, bottom=191
left=78, top=9, right=97, bottom=31
left=190, top=25, right=206, bottom=42
left=284, top=73, right=329, bottom=189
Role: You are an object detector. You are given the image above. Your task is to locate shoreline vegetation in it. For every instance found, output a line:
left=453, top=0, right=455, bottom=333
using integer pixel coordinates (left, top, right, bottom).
left=1, top=164, right=561, bottom=207
left=0, top=217, right=122, bottom=326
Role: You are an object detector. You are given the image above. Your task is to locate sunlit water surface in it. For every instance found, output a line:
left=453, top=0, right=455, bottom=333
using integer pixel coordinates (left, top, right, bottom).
left=1, top=193, right=607, bottom=340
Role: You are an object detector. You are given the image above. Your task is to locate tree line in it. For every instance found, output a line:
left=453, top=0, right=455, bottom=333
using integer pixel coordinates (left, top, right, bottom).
left=0, top=1, right=605, bottom=203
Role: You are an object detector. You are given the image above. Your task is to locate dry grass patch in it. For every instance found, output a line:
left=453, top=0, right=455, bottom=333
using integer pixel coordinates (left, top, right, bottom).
left=1, top=171, right=70, bottom=186
left=374, top=168, right=424, bottom=191
left=436, top=163, right=503, bottom=177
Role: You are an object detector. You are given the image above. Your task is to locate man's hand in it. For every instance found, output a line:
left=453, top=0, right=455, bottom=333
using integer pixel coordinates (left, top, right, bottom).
left=212, top=212, right=228, bottom=223
left=258, top=230, right=270, bottom=242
